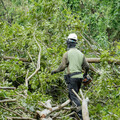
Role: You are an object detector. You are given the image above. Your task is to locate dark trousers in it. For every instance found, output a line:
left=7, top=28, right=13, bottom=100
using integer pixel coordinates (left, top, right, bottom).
left=68, top=78, right=83, bottom=119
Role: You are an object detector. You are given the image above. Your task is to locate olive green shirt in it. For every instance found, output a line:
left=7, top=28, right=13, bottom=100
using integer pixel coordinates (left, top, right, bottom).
left=55, top=48, right=89, bottom=78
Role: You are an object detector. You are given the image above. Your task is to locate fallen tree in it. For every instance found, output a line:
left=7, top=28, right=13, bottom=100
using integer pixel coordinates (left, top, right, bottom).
left=2, top=56, right=120, bottom=65
left=86, top=58, right=120, bottom=65
left=0, top=81, right=89, bottom=120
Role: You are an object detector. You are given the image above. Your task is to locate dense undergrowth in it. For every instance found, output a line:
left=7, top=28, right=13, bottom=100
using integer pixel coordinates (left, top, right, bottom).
left=0, top=0, right=120, bottom=119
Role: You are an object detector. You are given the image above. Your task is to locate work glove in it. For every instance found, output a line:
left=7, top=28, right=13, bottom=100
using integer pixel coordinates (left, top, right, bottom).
left=83, top=73, right=87, bottom=79
left=51, top=70, right=56, bottom=75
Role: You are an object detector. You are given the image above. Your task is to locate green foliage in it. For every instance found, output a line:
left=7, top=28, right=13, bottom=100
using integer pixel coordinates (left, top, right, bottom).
left=87, top=65, right=120, bottom=119
left=64, top=0, right=120, bottom=49
left=0, top=0, right=120, bottom=119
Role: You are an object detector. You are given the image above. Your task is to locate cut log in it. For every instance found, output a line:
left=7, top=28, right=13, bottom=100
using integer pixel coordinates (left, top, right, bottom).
left=0, top=87, right=16, bottom=90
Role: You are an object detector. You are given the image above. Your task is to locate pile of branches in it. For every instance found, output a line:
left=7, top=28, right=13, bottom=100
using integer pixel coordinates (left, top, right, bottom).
left=1, top=33, right=90, bottom=120
left=0, top=87, right=89, bottom=120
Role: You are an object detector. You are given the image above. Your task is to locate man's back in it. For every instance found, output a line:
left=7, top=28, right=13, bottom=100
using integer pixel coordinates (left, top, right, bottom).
left=67, top=48, right=84, bottom=78
left=51, top=33, right=89, bottom=120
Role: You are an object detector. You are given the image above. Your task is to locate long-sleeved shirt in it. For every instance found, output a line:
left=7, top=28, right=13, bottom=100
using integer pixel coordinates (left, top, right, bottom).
left=55, top=48, right=89, bottom=78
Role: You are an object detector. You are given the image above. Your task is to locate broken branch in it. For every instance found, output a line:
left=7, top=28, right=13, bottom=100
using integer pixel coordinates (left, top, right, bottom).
left=0, top=105, right=22, bottom=117
left=25, top=32, right=41, bottom=82
left=3, top=56, right=30, bottom=62
left=36, top=99, right=70, bottom=118
left=72, top=89, right=90, bottom=120
left=0, top=87, right=16, bottom=90
left=72, top=89, right=82, bottom=101
left=0, top=99, right=16, bottom=103
left=7, top=117, right=36, bottom=120
left=86, top=58, right=120, bottom=65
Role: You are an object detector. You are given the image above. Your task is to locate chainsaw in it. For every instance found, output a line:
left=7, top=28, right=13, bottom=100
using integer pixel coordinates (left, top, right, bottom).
left=82, top=75, right=92, bottom=86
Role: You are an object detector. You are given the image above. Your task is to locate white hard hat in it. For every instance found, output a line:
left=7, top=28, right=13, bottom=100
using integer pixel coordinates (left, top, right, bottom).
left=68, top=33, right=77, bottom=41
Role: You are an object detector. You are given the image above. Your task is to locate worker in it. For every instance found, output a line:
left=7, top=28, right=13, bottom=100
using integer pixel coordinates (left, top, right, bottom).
left=51, top=33, right=89, bottom=120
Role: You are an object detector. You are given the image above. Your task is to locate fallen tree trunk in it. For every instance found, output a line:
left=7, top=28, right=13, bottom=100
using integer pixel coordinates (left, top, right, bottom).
left=0, top=87, right=16, bottom=90
left=86, top=58, right=120, bottom=65
left=2, top=56, right=120, bottom=65
left=72, top=89, right=90, bottom=120
left=86, top=58, right=101, bottom=63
